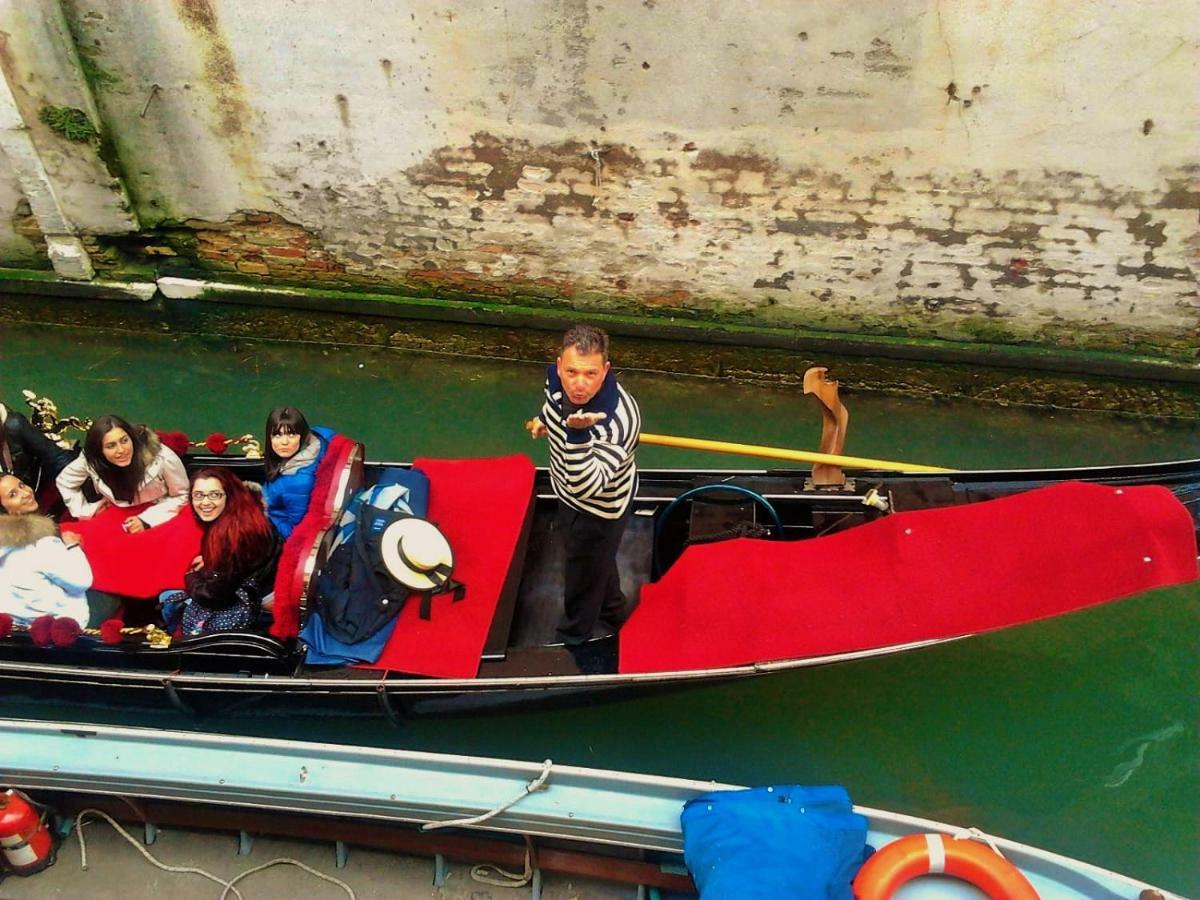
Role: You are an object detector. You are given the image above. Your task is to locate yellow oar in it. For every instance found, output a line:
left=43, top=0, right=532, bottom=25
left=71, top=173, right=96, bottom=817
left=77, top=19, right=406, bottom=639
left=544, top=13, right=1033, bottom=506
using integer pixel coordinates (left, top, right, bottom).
left=639, top=433, right=956, bottom=474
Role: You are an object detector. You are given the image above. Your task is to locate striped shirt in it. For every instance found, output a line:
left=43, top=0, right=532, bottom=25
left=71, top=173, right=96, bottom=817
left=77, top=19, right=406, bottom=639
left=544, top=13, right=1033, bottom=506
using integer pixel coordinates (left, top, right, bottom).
left=540, top=364, right=640, bottom=519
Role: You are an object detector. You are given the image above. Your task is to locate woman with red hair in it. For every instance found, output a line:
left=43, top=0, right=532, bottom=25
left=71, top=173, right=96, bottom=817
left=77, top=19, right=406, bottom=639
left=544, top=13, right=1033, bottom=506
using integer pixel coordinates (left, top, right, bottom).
left=163, top=467, right=281, bottom=636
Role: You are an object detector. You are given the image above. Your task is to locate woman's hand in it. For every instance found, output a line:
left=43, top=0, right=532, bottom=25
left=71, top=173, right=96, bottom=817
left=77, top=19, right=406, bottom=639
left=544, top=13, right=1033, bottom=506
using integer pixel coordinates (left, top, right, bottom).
left=61, top=531, right=83, bottom=548
left=188, top=555, right=204, bottom=572
left=123, top=516, right=147, bottom=534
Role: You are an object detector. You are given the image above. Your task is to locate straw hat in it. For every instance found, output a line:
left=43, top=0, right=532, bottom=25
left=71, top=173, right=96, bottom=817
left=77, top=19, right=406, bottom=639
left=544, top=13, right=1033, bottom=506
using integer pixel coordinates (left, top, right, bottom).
left=380, top=518, right=454, bottom=591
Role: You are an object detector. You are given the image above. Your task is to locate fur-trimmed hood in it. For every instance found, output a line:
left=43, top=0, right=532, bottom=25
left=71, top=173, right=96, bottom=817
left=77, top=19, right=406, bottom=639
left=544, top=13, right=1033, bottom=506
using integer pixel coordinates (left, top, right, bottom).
left=0, top=513, right=57, bottom=549
left=135, top=424, right=163, bottom=469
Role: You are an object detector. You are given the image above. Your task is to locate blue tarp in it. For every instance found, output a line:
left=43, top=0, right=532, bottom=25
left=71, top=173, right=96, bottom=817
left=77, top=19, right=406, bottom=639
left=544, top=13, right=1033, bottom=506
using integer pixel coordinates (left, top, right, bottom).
left=681, top=785, right=868, bottom=900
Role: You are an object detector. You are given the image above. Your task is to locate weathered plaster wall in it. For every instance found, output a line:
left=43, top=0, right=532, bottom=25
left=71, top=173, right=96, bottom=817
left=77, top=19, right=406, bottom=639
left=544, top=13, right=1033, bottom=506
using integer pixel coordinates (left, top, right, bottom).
left=0, top=0, right=135, bottom=234
left=0, top=149, right=48, bottom=266
left=4, top=0, right=1199, bottom=356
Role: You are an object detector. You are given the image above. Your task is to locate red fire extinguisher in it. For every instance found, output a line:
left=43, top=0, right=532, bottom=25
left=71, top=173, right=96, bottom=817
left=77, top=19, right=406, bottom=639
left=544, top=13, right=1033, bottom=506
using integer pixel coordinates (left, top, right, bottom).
left=0, top=789, right=55, bottom=875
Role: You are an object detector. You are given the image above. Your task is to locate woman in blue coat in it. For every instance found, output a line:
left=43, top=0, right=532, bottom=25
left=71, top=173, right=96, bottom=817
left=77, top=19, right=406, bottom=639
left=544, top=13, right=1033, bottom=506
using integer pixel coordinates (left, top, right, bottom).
left=261, top=408, right=332, bottom=539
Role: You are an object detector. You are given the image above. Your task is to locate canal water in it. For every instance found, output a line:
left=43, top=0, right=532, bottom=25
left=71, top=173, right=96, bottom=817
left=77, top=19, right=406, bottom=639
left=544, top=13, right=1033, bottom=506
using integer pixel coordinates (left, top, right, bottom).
left=2, top=321, right=1197, bottom=895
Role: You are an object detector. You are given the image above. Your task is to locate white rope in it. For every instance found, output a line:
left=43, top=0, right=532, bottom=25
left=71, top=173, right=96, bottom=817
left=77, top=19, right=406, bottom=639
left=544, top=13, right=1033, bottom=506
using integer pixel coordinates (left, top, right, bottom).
left=469, top=835, right=534, bottom=889
left=75, top=808, right=356, bottom=900
left=949, top=825, right=1006, bottom=858
left=421, top=759, right=553, bottom=832
left=76, top=809, right=244, bottom=900
left=218, top=858, right=356, bottom=900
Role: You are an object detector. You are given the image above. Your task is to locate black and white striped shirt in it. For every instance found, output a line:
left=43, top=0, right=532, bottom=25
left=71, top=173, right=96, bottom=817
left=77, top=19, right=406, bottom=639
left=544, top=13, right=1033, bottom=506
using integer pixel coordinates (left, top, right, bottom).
left=540, top=365, right=640, bottom=519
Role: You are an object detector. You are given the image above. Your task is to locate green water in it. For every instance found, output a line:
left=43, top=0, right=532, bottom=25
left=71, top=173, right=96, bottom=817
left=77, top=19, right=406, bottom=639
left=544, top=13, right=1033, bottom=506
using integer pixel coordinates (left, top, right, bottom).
left=2, top=322, right=1198, bottom=894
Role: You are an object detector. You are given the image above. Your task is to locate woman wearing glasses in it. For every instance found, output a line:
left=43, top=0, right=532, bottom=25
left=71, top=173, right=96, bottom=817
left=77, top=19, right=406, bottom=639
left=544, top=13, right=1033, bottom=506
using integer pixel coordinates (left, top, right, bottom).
left=162, top=468, right=281, bottom=636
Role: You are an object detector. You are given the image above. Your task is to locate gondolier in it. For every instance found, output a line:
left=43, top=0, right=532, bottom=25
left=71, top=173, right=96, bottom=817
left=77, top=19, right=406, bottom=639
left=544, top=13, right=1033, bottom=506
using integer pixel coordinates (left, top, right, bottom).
left=529, top=325, right=641, bottom=645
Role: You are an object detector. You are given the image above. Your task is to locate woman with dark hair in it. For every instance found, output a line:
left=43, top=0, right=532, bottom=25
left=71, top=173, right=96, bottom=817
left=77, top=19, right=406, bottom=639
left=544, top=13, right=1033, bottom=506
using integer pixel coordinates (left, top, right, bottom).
left=56, top=414, right=189, bottom=531
left=0, top=471, right=93, bottom=626
left=1, top=474, right=40, bottom=516
left=0, top=398, right=75, bottom=510
left=163, top=467, right=281, bottom=636
left=261, top=407, right=333, bottom=539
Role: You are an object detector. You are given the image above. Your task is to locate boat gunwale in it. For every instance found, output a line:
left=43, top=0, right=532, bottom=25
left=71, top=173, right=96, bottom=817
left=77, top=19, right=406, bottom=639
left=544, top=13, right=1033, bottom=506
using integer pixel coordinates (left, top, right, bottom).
left=0, top=717, right=1183, bottom=897
left=0, top=636, right=962, bottom=691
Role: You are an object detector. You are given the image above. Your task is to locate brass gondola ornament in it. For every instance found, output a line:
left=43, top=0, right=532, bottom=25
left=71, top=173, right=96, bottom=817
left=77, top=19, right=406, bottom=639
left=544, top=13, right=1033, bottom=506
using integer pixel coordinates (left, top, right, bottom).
left=22, top=389, right=262, bottom=458
left=22, top=389, right=91, bottom=449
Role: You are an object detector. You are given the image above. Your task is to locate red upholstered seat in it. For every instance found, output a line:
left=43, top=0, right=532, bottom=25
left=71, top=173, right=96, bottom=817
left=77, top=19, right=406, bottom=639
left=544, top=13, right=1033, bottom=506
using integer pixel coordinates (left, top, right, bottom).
left=61, top=504, right=202, bottom=600
left=361, top=455, right=536, bottom=678
left=270, top=435, right=361, bottom=640
left=619, top=481, right=1199, bottom=674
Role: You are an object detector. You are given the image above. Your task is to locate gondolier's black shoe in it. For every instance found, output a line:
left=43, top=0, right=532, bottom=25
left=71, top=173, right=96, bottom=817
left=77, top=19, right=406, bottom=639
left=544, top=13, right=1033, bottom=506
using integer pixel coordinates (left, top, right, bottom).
left=601, top=596, right=638, bottom=630
left=565, top=633, right=618, bottom=675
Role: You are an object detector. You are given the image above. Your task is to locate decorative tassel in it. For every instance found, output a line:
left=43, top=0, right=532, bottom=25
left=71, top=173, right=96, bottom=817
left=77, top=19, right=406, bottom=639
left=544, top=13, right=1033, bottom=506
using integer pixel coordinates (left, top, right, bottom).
left=29, top=615, right=55, bottom=647
left=51, top=617, right=82, bottom=647
left=156, top=430, right=192, bottom=456
left=99, top=618, right=125, bottom=644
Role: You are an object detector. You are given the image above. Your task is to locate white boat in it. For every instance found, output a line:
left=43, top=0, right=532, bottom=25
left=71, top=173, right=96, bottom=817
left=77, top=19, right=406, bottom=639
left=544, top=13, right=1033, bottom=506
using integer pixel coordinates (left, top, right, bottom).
left=0, top=717, right=1181, bottom=898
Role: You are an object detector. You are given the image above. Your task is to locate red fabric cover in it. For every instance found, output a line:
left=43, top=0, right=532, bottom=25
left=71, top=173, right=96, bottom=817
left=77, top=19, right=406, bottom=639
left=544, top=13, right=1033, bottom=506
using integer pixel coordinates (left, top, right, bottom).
left=270, top=434, right=358, bottom=640
left=61, top=504, right=201, bottom=599
left=362, top=455, right=536, bottom=678
left=620, top=481, right=1199, bottom=674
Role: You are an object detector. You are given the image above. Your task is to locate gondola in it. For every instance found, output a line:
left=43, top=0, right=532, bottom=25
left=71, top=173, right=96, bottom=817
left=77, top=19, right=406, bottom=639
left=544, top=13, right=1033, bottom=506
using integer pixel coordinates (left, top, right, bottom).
left=1, top=426, right=1196, bottom=719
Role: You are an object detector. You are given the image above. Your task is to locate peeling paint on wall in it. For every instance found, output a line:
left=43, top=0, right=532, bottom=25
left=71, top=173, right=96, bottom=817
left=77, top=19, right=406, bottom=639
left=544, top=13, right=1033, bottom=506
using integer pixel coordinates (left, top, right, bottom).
left=0, top=0, right=1195, bottom=359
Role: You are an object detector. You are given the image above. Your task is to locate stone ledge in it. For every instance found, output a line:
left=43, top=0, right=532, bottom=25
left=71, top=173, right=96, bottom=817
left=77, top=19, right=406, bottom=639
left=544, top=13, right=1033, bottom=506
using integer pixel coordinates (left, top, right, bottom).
left=0, top=269, right=156, bottom=301
left=158, top=275, right=1200, bottom=386
left=0, top=269, right=1197, bottom=395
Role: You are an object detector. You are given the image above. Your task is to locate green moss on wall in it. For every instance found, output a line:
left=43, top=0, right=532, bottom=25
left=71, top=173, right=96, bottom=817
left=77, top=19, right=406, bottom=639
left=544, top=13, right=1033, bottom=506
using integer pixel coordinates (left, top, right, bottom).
left=38, top=105, right=98, bottom=142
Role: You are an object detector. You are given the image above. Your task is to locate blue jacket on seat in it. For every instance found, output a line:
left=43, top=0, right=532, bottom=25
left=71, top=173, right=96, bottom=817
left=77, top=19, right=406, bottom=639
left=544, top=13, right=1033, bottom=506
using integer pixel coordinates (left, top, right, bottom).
left=263, top=426, right=333, bottom=539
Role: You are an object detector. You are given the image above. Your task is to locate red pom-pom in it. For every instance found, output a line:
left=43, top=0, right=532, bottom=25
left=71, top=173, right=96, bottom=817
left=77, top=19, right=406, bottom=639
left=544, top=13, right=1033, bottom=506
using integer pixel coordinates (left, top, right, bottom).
left=51, top=617, right=82, bottom=647
left=156, top=430, right=191, bottom=456
left=99, top=618, right=125, bottom=644
left=29, top=615, right=56, bottom=647
left=0, top=613, right=12, bottom=640
left=205, top=432, right=230, bottom=454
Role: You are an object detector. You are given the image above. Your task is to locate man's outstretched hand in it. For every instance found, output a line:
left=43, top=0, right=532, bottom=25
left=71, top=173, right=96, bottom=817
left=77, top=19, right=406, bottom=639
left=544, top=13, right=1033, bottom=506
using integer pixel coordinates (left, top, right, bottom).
left=565, top=411, right=607, bottom=430
left=526, top=412, right=607, bottom=437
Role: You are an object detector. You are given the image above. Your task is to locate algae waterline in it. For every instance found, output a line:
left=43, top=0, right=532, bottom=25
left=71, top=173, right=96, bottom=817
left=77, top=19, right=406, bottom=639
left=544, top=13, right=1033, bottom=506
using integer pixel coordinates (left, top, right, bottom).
left=2, top=321, right=1198, bottom=895
left=0, top=286, right=1197, bottom=420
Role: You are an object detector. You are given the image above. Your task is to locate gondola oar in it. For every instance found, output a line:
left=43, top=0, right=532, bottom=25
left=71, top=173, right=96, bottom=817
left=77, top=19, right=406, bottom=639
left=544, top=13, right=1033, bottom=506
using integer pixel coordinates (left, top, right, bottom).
left=638, top=433, right=955, bottom=474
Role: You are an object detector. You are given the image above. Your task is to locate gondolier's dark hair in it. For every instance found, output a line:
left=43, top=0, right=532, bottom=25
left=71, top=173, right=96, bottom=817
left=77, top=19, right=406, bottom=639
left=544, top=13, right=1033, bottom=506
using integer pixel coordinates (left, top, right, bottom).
left=263, top=407, right=313, bottom=480
left=562, top=324, right=609, bottom=361
left=84, top=414, right=146, bottom=503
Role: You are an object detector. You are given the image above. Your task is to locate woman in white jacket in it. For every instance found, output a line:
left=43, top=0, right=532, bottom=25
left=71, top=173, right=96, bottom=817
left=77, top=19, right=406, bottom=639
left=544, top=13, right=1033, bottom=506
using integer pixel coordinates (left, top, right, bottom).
left=57, top=415, right=188, bottom=531
left=0, top=500, right=93, bottom=627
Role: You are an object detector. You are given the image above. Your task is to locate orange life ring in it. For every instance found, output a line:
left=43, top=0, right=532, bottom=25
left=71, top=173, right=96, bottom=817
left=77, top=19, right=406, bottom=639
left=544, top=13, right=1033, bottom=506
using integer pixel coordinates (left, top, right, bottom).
left=853, top=832, right=1040, bottom=899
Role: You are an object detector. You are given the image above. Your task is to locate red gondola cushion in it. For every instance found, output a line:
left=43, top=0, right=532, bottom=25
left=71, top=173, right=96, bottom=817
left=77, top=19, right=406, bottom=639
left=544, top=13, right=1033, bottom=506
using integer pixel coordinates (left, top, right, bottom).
left=362, top=455, right=536, bottom=678
left=270, top=434, right=359, bottom=640
left=620, top=481, right=1199, bottom=674
left=61, top=503, right=201, bottom=600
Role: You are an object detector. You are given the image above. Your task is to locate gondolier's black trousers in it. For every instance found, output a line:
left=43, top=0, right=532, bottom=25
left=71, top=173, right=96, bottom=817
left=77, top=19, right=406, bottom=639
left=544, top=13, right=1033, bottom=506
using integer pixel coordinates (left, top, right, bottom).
left=556, top=502, right=631, bottom=645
